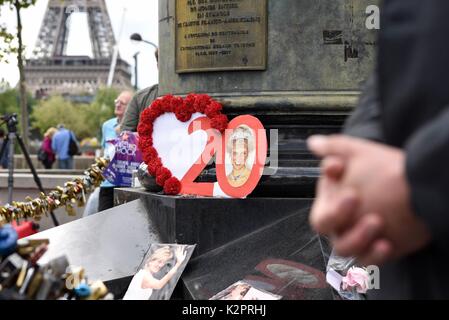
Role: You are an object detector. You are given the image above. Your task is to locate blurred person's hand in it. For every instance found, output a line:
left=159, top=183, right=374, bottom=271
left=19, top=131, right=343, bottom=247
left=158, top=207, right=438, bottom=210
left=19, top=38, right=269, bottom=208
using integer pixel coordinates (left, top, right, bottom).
left=308, top=135, right=431, bottom=265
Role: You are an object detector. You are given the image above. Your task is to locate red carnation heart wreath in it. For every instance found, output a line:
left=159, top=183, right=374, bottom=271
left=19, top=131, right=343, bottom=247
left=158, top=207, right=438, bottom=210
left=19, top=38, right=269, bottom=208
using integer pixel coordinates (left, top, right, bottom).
left=137, top=94, right=229, bottom=195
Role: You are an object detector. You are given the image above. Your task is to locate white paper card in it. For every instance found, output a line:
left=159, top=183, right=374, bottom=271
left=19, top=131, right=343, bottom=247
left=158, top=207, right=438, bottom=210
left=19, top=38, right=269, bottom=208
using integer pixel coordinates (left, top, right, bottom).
left=326, top=268, right=343, bottom=291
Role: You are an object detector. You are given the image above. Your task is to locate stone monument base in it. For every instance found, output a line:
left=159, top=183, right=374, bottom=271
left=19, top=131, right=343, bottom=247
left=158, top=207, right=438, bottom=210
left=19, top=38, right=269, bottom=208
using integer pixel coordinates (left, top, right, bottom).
left=114, top=189, right=333, bottom=299
left=114, top=188, right=317, bottom=256
left=28, top=188, right=334, bottom=300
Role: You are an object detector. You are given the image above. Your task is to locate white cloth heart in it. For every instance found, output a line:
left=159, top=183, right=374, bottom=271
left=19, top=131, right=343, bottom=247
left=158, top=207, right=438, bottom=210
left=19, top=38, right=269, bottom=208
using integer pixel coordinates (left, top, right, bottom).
left=152, top=113, right=208, bottom=180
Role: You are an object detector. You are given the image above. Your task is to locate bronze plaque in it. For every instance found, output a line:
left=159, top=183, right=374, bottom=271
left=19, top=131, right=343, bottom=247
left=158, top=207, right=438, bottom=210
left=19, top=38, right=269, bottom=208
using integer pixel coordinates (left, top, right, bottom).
left=175, top=0, right=267, bottom=73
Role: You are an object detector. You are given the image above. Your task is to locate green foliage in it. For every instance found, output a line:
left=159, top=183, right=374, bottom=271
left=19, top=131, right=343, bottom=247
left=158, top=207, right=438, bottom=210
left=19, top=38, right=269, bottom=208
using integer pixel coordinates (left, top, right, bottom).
left=0, top=25, right=15, bottom=63
left=92, top=87, right=118, bottom=109
left=81, top=87, right=118, bottom=139
left=31, top=96, right=90, bottom=140
left=31, top=88, right=119, bottom=140
left=0, top=89, right=19, bottom=115
left=32, top=96, right=80, bottom=137
left=0, top=0, right=36, bottom=9
left=0, top=88, right=35, bottom=116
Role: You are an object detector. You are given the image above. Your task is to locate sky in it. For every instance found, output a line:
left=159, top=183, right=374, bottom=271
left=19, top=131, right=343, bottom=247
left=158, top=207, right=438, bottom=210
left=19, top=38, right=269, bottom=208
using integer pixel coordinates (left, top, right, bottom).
left=0, top=0, right=159, bottom=90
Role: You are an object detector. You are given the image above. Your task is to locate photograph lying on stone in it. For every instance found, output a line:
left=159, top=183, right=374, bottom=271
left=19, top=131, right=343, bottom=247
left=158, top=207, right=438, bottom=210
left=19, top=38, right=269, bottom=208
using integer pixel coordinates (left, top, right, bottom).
left=209, top=280, right=282, bottom=300
left=123, top=243, right=196, bottom=300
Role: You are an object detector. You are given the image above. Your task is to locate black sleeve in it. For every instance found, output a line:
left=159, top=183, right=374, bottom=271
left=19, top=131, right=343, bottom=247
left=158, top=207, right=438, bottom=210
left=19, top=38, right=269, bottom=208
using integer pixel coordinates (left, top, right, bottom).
left=121, top=85, right=159, bottom=132
left=405, top=107, right=449, bottom=243
left=345, top=74, right=449, bottom=244
left=343, top=74, right=385, bottom=143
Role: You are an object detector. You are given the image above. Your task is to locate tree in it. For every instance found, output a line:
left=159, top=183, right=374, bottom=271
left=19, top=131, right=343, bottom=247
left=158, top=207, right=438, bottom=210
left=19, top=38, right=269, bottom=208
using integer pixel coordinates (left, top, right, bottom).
left=0, top=0, right=37, bottom=151
left=92, top=87, right=119, bottom=109
left=0, top=88, right=35, bottom=121
left=0, top=25, right=14, bottom=63
left=31, top=96, right=91, bottom=139
left=0, top=89, right=20, bottom=115
left=31, top=89, right=118, bottom=141
left=85, top=87, right=118, bottom=139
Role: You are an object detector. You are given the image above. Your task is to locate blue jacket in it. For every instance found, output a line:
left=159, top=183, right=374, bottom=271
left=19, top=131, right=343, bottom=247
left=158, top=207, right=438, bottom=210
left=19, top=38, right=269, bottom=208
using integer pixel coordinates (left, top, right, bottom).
left=52, top=128, right=77, bottom=160
left=100, top=118, right=119, bottom=188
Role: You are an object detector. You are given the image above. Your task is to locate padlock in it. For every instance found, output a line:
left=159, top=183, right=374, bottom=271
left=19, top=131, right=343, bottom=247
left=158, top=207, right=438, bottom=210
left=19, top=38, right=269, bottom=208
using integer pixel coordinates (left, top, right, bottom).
left=0, top=225, right=18, bottom=257
left=74, top=283, right=91, bottom=299
left=85, top=280, right=108, bottom=300
left=16, top=238, right=49, bottom=257
left=0, top=253, right=26, bottom=288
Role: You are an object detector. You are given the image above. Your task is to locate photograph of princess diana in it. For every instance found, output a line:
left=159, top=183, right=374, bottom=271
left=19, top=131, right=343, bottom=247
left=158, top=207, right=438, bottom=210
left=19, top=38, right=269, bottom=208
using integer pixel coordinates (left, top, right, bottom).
left=210, top=281, right=282, bottom=300
left=123, top=244, right=195, bottom=300
left=225, top=125, right=256, bottom=188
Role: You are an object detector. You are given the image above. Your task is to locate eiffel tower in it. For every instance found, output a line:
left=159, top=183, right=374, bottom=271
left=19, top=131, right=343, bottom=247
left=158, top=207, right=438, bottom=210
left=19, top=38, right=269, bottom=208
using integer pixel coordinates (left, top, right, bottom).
left=25, top=0, right=132, bottom=100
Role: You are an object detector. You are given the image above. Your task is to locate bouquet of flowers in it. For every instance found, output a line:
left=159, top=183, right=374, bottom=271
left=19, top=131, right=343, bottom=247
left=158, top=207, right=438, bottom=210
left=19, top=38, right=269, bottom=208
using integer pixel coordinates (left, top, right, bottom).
left=326, top=250, right=371, bottom=300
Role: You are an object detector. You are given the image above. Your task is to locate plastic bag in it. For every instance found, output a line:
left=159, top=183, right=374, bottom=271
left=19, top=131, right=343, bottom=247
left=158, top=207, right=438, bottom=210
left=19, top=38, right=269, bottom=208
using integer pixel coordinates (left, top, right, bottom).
left=102, top=131, right=143, bottom=187
left=326, top=250, right=368, bottom=300
left=83, top=187, right=100, bottom=217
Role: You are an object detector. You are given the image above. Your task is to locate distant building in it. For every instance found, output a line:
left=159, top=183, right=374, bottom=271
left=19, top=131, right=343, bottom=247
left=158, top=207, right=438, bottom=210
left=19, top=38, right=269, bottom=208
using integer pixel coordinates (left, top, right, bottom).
left=24, top=0, right=132, bottom=99
left=26, top=56, right=131, bottom=99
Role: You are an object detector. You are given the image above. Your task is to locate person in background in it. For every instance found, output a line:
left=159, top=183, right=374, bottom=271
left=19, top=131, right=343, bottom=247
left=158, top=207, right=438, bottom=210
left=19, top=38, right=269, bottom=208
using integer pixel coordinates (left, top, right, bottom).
left=0, top=128, right=10, bottom=169
left=98, top=90, right=133, bottom=212
left=39, top=127, right=57, bottom=169
left=121, top=48, right=159, bottom=132
left=52, top=124, right=79, bottom=170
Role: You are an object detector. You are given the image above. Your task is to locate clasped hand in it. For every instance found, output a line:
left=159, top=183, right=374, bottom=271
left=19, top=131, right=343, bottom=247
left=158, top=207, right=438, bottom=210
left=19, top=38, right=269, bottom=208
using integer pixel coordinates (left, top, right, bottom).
left=307, top=135, right=431, bottom=266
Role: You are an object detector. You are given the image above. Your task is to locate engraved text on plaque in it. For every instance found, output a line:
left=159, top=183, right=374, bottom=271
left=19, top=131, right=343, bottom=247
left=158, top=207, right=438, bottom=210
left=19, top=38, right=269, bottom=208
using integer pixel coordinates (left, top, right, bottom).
left=175, top=0, right=267, bottom=73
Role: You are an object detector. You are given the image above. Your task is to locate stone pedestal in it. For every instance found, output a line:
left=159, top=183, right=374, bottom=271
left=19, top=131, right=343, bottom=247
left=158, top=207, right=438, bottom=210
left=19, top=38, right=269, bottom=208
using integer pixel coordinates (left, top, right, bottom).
left=160, top=0, right=378, bottom=96
left=159, top=0, right=379, bottom=195
left=28, top=190, right=333, bottom=300
left=114, top=189, right=333, bottom=299
left=115, top=188, right=313, bottom=256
